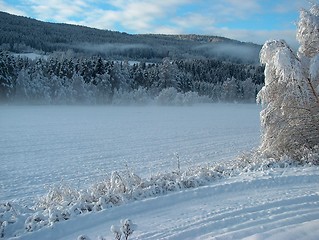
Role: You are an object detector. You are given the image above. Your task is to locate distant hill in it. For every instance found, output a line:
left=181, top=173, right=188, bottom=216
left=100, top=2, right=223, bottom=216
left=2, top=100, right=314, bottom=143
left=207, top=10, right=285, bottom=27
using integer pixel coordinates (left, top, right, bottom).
left=0, top=11, right=261, bottom=63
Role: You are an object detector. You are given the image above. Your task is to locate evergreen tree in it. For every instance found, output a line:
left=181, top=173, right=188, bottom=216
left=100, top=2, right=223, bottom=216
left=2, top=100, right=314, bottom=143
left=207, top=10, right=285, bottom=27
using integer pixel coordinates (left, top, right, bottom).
left=0, top=51, right=15, bottom=100
left=157, top=58, right=178, bottom=91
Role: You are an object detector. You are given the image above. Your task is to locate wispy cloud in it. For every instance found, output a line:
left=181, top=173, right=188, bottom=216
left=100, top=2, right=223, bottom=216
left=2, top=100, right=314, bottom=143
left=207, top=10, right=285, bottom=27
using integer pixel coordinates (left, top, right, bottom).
left=215, top=28, right=298, bottom=47
left=82, top=0, right=197, bottom=32
left=0, top=0, right=26, bottom=16
left=272, top=0, right=309, bottom=14
left=172, top=13, right=216, bottom=33
left=28, top=0, right=90, bottom=22
left=209, top=0, right=261, bottom=20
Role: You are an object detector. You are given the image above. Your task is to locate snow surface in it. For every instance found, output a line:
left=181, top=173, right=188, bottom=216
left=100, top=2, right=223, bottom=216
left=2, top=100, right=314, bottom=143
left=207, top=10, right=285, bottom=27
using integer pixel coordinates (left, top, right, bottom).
left=1, top=104, right=318, bottom=239
left=11, top=166, right=319, bottom=240
left=0, top=104, right=260, bottom=203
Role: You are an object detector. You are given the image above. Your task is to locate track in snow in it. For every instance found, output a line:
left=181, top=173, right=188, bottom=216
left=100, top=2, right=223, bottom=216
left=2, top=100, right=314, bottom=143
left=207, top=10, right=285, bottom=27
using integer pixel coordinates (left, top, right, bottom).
left=134, top=169, right=319, bottom=240
left=16, top=167, right=319, bottom=240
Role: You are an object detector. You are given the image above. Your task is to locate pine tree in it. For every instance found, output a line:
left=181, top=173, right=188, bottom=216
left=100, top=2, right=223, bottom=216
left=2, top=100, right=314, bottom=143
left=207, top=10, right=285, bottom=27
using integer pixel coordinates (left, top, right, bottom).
left=0, top=51, right=15, bottom=100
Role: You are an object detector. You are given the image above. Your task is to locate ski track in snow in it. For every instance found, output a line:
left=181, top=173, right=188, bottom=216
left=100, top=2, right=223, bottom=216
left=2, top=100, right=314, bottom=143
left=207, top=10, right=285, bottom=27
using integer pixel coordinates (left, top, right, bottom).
left=13, top=167, right=319, bottom=240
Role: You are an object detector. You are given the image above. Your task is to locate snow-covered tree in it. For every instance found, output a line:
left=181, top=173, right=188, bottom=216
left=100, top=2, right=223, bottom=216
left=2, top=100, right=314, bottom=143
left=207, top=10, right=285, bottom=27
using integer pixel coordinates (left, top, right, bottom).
left=242, top=78, right=257, bottom=102
left=111, top=219, right=137, bottom=240
left=221, top=77, right=239, bottom=102
left=15, top=68, right=29, bottom=101
left=95, top=72, right=112, bottom=104
left=0, top=52, right=15, bottom=100
left=116, top=61, right=133, bottom=92
left=71, top=73, right=88, bottom=103
left=120, top=219, right=136, bottom=240
left=157, top=58, right=178, bottom=90
left=257, top=3, right=319, bottom=160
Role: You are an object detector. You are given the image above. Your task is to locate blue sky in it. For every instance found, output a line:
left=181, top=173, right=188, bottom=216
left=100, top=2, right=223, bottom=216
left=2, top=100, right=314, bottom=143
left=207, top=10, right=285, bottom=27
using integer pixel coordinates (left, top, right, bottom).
left=0, top=0, right=314, bottom=47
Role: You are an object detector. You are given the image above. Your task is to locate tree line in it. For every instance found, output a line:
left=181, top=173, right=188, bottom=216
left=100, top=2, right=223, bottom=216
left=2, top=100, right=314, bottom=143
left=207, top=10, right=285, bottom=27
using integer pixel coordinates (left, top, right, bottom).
left=0, top=52, right=264, bottom=104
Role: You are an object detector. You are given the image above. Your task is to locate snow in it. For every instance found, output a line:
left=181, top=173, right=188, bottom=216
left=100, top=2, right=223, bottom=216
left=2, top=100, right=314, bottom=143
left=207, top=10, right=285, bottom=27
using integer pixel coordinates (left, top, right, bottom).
left=10, top=166, right=319, bottom=240
left=1, top=104, right=318, bottom=239
left=0, top=104, right=260, bottom=203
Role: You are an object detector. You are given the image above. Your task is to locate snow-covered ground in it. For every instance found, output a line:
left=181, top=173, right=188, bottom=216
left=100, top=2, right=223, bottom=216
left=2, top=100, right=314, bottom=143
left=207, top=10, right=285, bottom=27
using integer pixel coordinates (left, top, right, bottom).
left=12, top=166, right=319, bottom=240
left=1, top=104, right=318, bottom=239
left=0, top=104, right=260, bottom=203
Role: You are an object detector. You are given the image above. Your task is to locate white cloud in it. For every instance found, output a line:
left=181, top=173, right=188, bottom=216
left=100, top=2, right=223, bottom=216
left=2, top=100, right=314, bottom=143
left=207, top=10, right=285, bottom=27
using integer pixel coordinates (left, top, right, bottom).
left=28, top=0, right=90, bottom=22
left=0, top=0, right=26, bottom=16
left=272, top=0, right=309, bottom=14
left=152, top=26, right=181, bottom=35
left=215, top=28, right=298, bottom=49
left=79, top=0, right=261, bottom=35
left=170, top=13, right=216, bottom=34
left=85, top=0, right=197, bottom=32
left=206, top=0, right=261, bottom=22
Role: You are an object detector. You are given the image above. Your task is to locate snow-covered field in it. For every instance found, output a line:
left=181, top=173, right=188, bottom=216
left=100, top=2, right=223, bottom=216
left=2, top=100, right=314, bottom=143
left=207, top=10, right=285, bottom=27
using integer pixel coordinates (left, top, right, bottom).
left=0, top=104, right=260, bottom=203
left=1, top=104, right=318, bottom=239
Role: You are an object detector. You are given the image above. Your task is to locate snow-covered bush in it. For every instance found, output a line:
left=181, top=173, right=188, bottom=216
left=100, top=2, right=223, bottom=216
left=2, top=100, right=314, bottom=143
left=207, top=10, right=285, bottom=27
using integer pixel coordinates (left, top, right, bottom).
left=257, top=3, right=319, bottom=161
left=3, top=148, right=317, bottom=239
left=112, top=87, right=151, bottom=105
left=112, top=87, right=210, bottom=105
left=77, top=234, right=91, bottom=240
left=0, top=202, right=31, bottom=238
left=120, top=219, right=137, bottom=240
left=155, top=87, right=210, bottom=105
left=110, top=224, right=122, bottom=240
left=111, top=219, right=137, bottom=240
left=156, top=87, right=180, bottom=105
left=25, top=212, right=47, bottom=232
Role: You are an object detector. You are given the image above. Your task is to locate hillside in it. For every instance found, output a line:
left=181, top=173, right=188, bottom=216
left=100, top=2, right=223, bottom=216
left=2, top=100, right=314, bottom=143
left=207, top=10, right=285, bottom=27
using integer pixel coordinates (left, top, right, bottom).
left=0, top=11, right=261, bottom=63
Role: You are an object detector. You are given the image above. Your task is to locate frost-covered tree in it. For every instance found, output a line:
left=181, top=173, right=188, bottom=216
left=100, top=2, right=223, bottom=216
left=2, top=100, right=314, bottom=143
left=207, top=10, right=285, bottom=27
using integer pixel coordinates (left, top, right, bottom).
left=116, top=61, right=133, bottom=92
left=257, top=3, right=319, bottom=160
left=242, top=78, right=257, bottom=102
left=15, top=68, right=29, bottom=101
left=221, top=77, right=239, bottom=102
left=157, top=58, right=178, bottom=90
left=95, top=72, right=113, bottom=104
left=120, top=219, right=136, bottom=240
left=111, top=219, right=137, bottom=240
left=0, top=52, right=15, bottom=100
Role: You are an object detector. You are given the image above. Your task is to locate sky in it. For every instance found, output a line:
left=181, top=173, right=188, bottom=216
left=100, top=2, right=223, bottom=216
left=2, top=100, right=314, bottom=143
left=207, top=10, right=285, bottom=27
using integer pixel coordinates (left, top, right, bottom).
left=0, top=0, right=315, bottom=47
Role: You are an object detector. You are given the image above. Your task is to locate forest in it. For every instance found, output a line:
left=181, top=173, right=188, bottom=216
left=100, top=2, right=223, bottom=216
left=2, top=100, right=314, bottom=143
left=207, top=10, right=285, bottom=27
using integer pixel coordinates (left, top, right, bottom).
left=0, top=52, right=264, bottom=104
left=0, top=11, right=261, bottom=63
left=0, top=11, right=265, bottom=104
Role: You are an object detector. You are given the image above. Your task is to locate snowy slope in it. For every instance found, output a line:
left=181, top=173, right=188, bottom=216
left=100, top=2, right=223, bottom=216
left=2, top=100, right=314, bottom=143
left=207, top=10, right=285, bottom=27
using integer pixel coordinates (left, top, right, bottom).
left=12, top=166, right=319, bottom=240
